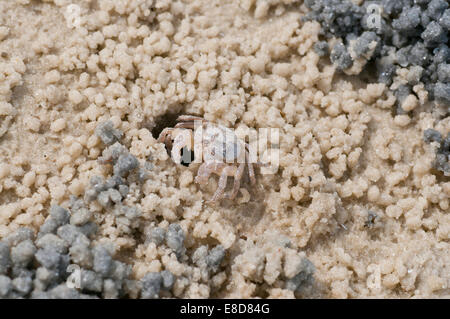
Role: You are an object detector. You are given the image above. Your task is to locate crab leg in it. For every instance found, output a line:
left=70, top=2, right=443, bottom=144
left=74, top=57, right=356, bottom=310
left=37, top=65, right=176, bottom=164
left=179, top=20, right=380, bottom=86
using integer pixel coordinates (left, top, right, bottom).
left=209, top=166, right=235, bottom=203
left=176, top=115, right=206, bottom=123
left=195, top=162, right=215, bottom=185
left=244, top=146, right=256, bottom=185
left=175, top=115, right=207, bottom=130
left=248, top=162, right=256, bottom=185
left=228, top=162, right=245, bottom=200
left=174, top=122, right=195, bottom=129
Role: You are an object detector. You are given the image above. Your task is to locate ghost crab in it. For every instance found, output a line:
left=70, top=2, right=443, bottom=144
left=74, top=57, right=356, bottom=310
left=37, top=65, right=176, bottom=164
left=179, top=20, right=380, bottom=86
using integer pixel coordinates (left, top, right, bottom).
left=157, top=115, right=256, bottom=203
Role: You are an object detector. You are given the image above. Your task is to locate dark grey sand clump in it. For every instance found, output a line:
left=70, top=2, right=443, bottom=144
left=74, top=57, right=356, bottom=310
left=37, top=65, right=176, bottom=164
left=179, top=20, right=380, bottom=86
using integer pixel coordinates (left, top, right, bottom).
left=304, top=0, right=449, bottom=175
left=304, top=0, right=450, bottom=112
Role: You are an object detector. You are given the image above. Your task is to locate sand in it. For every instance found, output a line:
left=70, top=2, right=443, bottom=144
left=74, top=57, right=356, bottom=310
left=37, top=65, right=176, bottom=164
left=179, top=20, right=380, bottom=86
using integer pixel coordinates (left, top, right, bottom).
left=0, top=0, right=448, bottom=298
